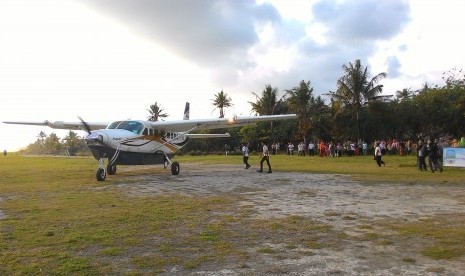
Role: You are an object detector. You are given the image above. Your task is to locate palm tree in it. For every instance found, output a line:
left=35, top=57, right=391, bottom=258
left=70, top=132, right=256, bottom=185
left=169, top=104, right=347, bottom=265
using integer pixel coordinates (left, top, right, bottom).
left=37, top=131, right=47, bottom=143
left=395, top=88, right=414, bottom=101
left=285, top=80, right=314, bottom=143
left=249, top=85, right=285, bottom=115
left=147, top=101, right=168, bottom=122
left=63, top=131, right=81, bottom=156
left=249, top=85, right=287, bottom=142
left=211, top=90, right=233, bottom=118
left=329, top=59, right=387, bottom=140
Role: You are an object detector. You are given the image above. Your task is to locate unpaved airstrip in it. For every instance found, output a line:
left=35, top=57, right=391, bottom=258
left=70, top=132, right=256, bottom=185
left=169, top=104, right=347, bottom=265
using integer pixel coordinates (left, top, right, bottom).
left=106, top=163, right=465, bottom=275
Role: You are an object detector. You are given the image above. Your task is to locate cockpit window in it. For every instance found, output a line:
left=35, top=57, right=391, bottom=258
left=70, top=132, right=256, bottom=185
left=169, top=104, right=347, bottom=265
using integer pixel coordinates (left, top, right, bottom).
left=107, top=121, right=145, bottom=134
left=107, top=121, right=122, bottom=129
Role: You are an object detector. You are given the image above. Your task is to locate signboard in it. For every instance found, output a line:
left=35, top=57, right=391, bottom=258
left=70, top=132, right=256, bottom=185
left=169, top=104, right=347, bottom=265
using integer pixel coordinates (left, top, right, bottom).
left=443, top=147, right=465, bottom=167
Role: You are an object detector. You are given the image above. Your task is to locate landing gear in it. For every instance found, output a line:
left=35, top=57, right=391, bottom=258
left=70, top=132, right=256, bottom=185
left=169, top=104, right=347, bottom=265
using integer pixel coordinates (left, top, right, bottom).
left=164, top=154, right=180, bottom=175
left=96, top=157, right=108, bottom=181
left=95, top=159, right=117, bottom=181
left=107, top=163, right=117, bottom=175
left=96, top=167, right=106, bottom=181
left=94, top=149, right=120, bottom=181
left=171, top=161, right=180, bottom=175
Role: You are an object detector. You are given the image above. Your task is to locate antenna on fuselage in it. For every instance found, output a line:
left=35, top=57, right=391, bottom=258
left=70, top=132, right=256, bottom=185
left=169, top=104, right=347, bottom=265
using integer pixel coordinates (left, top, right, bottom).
left=183, top=102, right=190, bottom=120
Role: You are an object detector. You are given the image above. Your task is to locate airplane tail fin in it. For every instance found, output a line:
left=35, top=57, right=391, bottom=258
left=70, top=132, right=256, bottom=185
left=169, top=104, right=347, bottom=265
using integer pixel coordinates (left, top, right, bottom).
left=183, top=102, right=190, bottom=120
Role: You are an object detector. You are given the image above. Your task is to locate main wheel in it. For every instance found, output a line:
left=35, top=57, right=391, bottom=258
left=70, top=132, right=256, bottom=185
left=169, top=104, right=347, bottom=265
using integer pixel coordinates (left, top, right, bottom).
left=171, top=161, right=180, bottom=175
left=96, top=168, right=106, bottom=181
left=107, top=164, right=117, bottom=175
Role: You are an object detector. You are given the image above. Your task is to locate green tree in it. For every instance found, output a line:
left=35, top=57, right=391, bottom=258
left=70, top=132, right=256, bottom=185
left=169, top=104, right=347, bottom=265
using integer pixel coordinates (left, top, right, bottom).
left=285, top=80, right=314, bottom=143
left=63, top=131, right=84, bottom=156
left=37, top=131, right=47, bottom=143
left=44, top=133, right=62, bottom=155
left=309, top=95, right=332, bottom=141
left=249, top=85, right=289, bottom=142
left=249, top=85, right=286, bottom=116
left=147, top=101, right=168, bottom=122
left=211, top=90, right=233, bottom=118
left=395, top=88, right=414, bottom=102
left=329, top=59, right=387, bottom=140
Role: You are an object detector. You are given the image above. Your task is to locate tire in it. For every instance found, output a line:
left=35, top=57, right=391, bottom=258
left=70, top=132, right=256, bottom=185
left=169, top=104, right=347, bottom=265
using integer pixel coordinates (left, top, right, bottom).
left=107, top=164, right=117, bottom=175
left=96, top=168, right=106, bottom=181
left=171, top=161, right=180, bottom=175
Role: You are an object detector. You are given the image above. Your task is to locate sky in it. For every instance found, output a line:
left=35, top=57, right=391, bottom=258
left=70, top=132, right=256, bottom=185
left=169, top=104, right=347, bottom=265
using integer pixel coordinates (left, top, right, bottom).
left=1, top=0, right=464, bottom=151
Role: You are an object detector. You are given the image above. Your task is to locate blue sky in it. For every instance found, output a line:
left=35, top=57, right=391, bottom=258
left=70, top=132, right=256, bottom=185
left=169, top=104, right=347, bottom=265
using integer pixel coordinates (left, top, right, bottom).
left=1, top=0, right=464, bottom=151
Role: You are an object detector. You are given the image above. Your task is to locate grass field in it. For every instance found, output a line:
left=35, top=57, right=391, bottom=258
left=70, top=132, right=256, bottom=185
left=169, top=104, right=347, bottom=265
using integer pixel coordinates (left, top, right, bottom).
left=0, top=154, right=464, bottom=274
left=176, top=153, right=464, bottom=184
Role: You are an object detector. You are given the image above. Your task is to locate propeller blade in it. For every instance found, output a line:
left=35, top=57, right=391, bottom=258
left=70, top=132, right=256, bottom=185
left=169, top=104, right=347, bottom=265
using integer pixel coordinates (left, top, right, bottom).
left=78, top=116, right=92, bottom=134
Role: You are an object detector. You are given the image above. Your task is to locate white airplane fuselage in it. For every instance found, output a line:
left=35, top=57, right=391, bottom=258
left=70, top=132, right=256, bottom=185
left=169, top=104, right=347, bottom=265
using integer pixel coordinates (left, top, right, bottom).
left=86, top=120, right=186, bottom=165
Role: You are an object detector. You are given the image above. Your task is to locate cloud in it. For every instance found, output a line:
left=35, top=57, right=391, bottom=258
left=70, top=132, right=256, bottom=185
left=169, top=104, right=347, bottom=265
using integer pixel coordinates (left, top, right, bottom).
left=312, top=0, right=411, bottom=43
left=79, top=0, right=280, bottom=66
left=386, top=56, right=402, bottom=78
left=78, top=0, right=411, bottom=96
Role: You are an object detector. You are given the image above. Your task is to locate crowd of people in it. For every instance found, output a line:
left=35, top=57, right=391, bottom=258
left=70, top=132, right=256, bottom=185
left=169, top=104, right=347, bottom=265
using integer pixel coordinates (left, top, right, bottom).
left=266, top=137, right=465, bottom=159
left=237, top=136, right=465, bottom=173
left=269, top=140, right=371, bottom=157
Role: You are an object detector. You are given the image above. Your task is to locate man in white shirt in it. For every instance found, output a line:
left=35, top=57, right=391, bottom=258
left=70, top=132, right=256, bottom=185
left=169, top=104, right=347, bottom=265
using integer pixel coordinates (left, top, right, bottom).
left=258, top=141, right=272, bottom=173
left=242, top=143, right=251, bottom=169
left=308, top=141, right=315, bottom=156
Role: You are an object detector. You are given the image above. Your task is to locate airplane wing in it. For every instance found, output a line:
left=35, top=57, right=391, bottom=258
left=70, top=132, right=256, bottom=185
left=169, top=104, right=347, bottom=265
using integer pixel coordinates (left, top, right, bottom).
left=185, top=133, right=231, bottom=138
left=3, top=114, right=298, bottom=133
left=2, top=120, right=109, bottom=131
left=150, top=114, right=298, bottom=132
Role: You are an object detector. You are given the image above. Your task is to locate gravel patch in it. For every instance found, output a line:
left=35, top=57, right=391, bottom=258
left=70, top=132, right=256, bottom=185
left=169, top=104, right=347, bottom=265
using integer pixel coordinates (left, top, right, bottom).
left=109, top=163, right=465, bottom=275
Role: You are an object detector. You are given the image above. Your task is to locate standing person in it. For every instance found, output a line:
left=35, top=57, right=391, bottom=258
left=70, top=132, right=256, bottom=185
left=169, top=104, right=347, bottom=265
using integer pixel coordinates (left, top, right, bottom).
left=337, top=142, right=343, bottom=157
left=241, top=143, right=251, bottom=169
left=308, top=141, right=315, bottom=156
left=374, top=142, right=385, bottom=167
left=427, top=139, right=441, bottom=173
left=257, top=141, right=272, bottom=173
left=319, top=141, right=326, bottom=157
left=288, top=142, right=294, bottom=155
left=417, top=140, right=428, bottom=171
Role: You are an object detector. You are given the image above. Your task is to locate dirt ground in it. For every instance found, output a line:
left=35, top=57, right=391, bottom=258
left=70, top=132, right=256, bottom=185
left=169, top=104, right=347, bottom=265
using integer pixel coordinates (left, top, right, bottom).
left=111, top=163, right=465, bottom=275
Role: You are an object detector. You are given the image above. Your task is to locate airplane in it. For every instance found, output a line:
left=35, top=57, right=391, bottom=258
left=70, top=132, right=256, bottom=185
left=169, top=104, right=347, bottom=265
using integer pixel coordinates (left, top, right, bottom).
left=4, top=103, right=297, bottom=181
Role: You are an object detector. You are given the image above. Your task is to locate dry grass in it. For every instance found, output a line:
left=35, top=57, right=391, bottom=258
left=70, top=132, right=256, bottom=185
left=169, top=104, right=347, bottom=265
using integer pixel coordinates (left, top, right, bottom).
left=1, top=154, right=465, bottom=274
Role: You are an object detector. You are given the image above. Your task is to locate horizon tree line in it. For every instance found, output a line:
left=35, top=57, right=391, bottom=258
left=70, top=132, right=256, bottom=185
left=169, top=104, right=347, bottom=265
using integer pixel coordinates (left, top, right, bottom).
left=21, top=59, right=465, bottom=155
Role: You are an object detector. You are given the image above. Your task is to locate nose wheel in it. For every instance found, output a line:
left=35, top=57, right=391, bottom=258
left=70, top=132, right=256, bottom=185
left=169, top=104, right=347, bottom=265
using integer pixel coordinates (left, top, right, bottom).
left=96, top=167, right=106, bottom=181
left=96, top=157, right=108, bottom=181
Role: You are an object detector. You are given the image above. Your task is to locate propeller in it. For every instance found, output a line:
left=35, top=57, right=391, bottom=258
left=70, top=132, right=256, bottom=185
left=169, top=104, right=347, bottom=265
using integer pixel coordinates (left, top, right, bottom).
left=78, top=116, right=102, bottom=143
left=78, top=116, right=92, bottom=135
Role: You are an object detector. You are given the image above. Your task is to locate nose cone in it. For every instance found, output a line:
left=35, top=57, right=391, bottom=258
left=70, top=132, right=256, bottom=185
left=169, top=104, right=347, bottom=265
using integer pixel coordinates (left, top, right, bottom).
left=85, top=131, right=107, bottom=145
